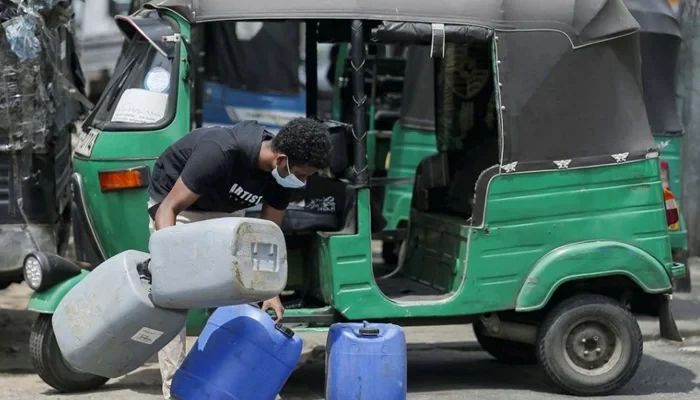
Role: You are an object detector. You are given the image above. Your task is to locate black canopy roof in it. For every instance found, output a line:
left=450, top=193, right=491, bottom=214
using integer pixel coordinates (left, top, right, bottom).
left=145, top=0, right=639, bottom=49
left=131, top=0, right=656, bottom=171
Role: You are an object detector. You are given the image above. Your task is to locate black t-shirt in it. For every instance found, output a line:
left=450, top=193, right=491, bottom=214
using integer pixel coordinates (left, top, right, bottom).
left=148, top=121, right=291, bottom=214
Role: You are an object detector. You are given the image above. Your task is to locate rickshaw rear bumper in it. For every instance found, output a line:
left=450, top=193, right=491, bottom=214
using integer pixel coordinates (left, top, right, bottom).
left=658, top=293, right=683, bottom=342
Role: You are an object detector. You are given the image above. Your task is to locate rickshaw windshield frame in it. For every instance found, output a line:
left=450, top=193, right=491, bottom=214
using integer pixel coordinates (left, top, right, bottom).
left=83, top=14, right=181, bottom=133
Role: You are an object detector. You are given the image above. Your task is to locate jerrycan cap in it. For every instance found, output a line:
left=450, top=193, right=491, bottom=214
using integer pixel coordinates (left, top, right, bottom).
left=275, top=323, right=295, bottom=338
left=358, top=321, right=380, bottom=337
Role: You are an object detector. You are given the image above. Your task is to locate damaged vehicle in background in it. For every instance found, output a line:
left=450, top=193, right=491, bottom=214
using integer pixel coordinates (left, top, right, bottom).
left=0, top=0, right=87, bottom=290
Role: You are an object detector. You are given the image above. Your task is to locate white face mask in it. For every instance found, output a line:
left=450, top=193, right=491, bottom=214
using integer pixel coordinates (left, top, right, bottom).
left=272, top=159, right=306, bottom=189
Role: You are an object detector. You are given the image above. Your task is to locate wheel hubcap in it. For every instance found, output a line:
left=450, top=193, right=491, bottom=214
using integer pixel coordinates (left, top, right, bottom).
left=563, top=320, right=623, bottom=376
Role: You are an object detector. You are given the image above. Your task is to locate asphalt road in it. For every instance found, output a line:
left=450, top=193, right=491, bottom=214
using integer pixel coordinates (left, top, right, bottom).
left=1, top=338, right=700, bottom=400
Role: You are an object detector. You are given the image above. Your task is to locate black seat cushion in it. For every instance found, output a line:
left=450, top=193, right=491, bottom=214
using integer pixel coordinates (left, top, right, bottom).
left=246, top=174, right=387, bottom=234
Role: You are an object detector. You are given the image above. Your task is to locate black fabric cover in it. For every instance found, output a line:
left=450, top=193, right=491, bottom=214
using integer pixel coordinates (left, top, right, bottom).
left=624, top=0, right=681, bottom=37
left=372, top=22, right=492, bottom=44
left=201, top=21, right=300, bottom=94
left=496, top=31, right=656, bottom=168
left=399, top=46, right=435, bottom=131
left=639, top=32, right=682, bottom=135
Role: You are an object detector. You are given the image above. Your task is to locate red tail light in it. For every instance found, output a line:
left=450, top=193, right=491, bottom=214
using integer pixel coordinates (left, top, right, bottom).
left=664, top=187, right=679, bottom=227
left=660, top=160, right=670, bottom=190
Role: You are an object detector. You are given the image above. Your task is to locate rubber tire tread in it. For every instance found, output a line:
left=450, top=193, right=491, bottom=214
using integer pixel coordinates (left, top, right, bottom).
left=29, top=314, right=109, bottom=393
left=536, top=293, right=643, bottom=397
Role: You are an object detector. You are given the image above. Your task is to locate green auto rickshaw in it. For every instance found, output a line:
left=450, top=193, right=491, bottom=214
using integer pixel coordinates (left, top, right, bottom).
left=625, top=0, right=690, bottom=291
left=23, top=0, right=685, bottom=396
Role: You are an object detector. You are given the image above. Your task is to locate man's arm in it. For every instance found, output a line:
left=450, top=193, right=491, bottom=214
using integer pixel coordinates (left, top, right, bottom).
left=260, top=203, right=285, bottom=227
left=154, top=140, right=228, bottom=230
left=154, top=178, right=200, bottom=230
left=259, top=192, right=290, bottom=322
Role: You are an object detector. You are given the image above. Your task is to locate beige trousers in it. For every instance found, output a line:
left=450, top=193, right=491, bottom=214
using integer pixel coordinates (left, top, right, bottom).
left=148, top=199, right=246, bottom=399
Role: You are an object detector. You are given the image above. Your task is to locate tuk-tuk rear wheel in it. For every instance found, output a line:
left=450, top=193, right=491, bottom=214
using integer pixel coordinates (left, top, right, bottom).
left=29, top=314, right=109, bottom=393
left=537, top=294, right=642, bottom=396
left=473, top=322, right=537, bottom=365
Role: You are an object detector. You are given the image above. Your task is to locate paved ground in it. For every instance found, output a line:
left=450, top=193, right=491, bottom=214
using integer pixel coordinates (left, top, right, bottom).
left=1, top=259, right=700, bottom=399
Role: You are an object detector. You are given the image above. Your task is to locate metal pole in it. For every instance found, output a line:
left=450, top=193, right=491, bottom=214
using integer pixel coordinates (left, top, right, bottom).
left=305, top=21, right=318, bottom=117
left=351, top=19, right=368, bottom=185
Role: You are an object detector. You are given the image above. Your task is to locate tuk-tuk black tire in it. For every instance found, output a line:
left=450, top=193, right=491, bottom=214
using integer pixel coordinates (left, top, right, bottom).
left=29, top=314, right=109, bottom=393
left=537, top=294, right=643, bottom=396
left=473, top=322, right=537, bottom=365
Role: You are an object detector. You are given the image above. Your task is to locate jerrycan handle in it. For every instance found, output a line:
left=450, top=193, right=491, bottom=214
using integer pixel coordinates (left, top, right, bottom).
left=358, top=321, right=380, bottom=337
left=275, top=323, right=296, bottom=338
left=137, top=259, right=152, bottom=283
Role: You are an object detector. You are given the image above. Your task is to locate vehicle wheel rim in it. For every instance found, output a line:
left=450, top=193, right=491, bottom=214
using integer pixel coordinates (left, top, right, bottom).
left=562, top=319, right=623, bottom=376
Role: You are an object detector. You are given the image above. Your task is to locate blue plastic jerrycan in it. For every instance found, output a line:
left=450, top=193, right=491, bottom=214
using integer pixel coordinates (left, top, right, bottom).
left=171, top=304, right=303, bottom=400
left=326, top=321, right=407, bottom=400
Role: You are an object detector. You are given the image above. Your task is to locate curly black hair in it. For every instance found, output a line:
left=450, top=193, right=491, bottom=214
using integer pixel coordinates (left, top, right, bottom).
left=271, top=117, right=332, bottom=169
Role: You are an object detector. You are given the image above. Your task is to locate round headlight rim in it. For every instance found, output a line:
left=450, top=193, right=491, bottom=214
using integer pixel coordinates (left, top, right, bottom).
left=23, top=252, right=44, bottom=291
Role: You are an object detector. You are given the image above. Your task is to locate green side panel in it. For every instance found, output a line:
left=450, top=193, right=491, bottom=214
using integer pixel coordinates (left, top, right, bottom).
left=27, top=270, right=90, bottom=313
left=381, top=125, right=437, bottom=229
left=515, top=241, right=672, bottom=312
left=654, top=135, right=683, bottom=200
left=322, top=159, right=673, bottom=321
left=73, top=158, right=153, bottom=257
left=464, top=158, right=673, bottom=312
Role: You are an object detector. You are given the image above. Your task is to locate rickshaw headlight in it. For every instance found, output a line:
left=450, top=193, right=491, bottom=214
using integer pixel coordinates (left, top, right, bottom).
left=22, top=251, right=85, bottom=292
left=23, top=255, right=43, bottom=290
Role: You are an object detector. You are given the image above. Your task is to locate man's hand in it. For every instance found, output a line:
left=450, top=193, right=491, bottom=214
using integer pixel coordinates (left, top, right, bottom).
left=262, top=295, right=285, bottom=322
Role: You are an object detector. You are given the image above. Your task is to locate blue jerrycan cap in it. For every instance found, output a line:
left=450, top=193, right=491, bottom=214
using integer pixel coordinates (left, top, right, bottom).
left=358, top=321, right=381, bottom=337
